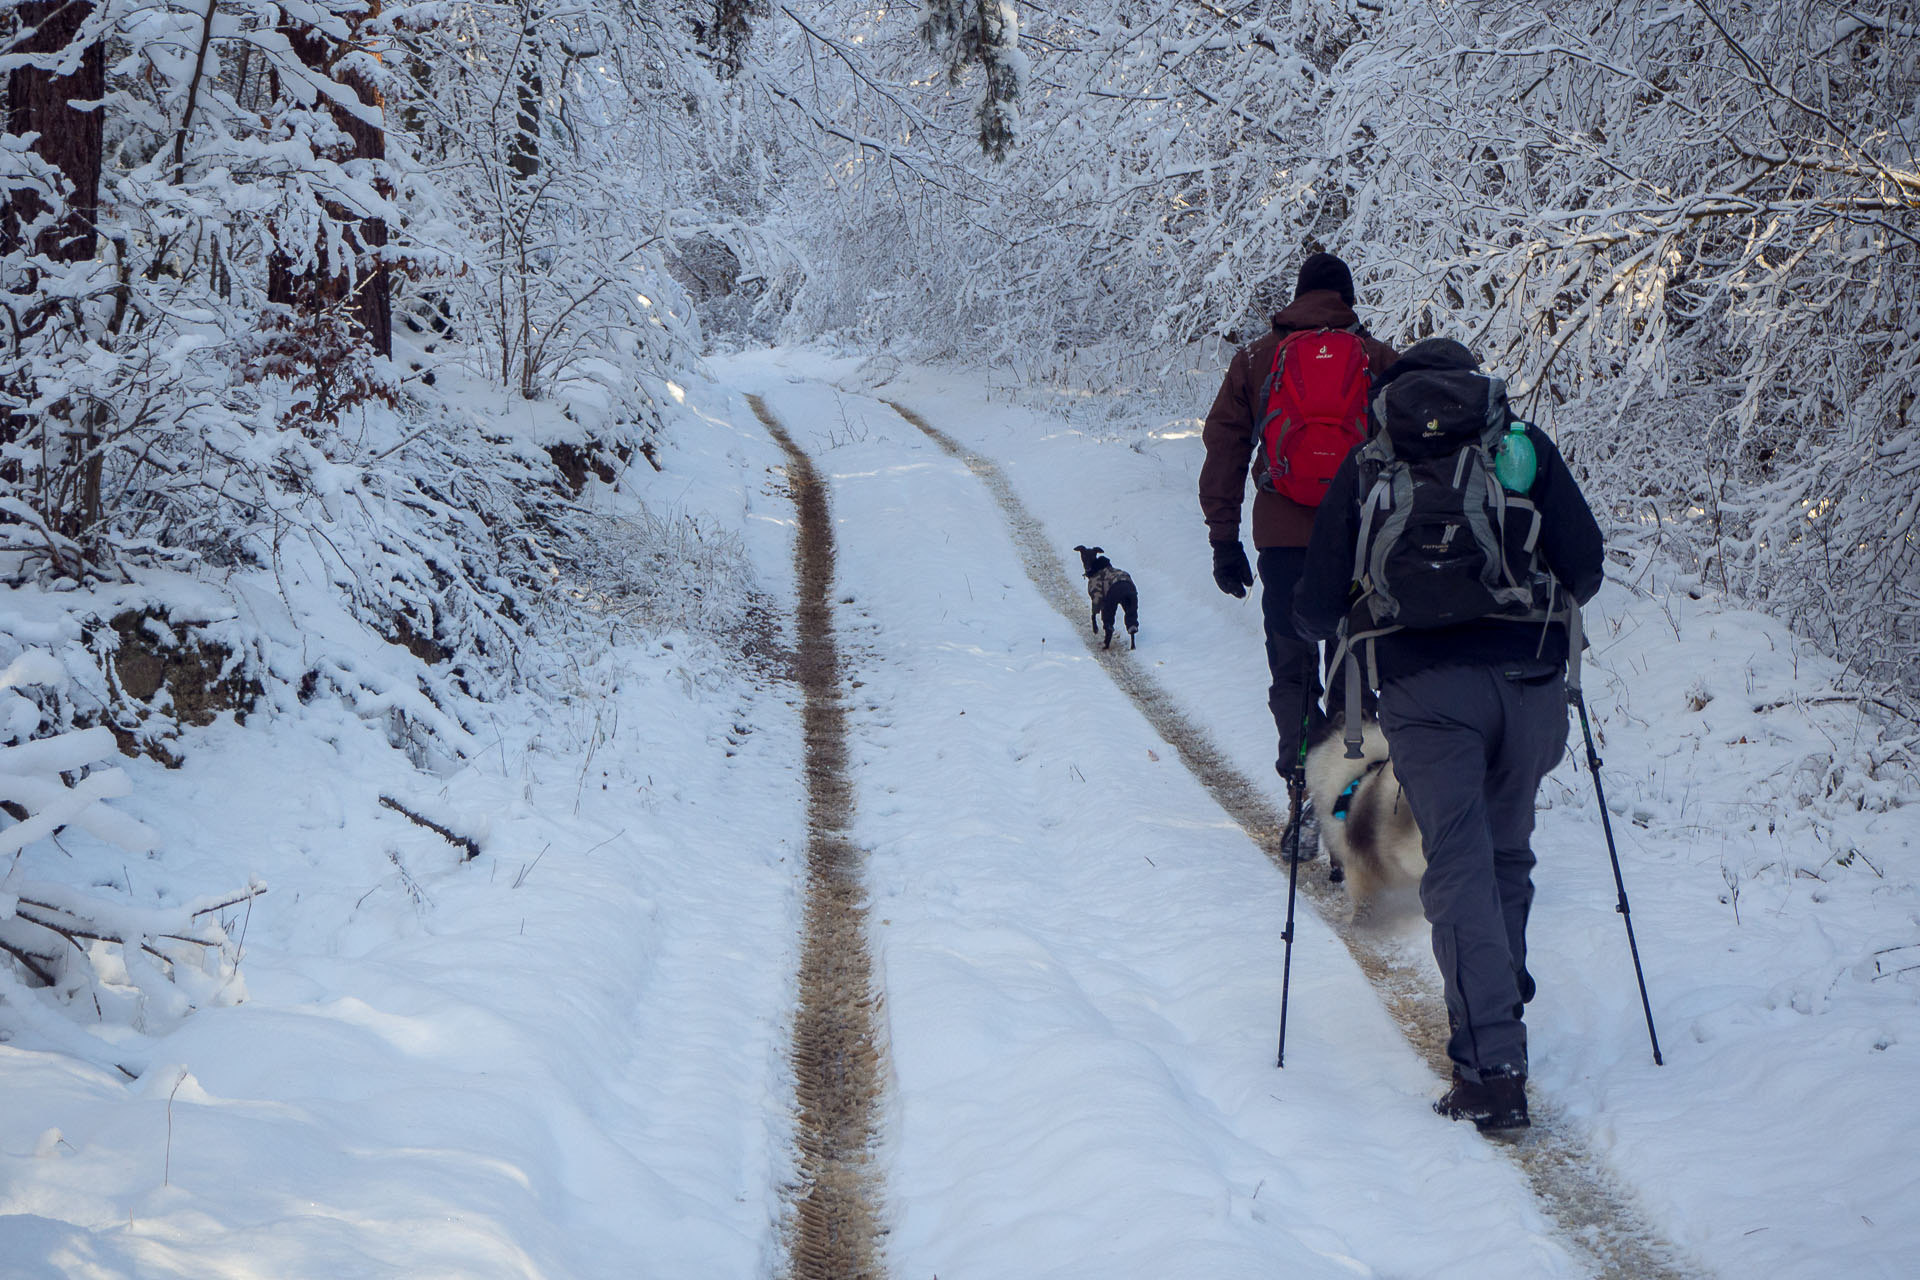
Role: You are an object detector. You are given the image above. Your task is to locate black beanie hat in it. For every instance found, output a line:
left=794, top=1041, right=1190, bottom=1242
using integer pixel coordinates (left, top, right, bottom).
left=1392, top=337, right=1480, bottom=374
left=1372, top=336, right=1481, bottom=392
left=1295, top=252, right=1356, bottom=305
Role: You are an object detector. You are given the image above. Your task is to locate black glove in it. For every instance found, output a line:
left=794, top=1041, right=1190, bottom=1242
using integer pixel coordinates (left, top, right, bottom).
left=1211, top=539, right=1254, bottom=598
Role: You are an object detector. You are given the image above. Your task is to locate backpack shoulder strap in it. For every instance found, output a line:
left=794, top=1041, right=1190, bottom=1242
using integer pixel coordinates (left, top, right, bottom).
left=1267, top=326, right=1317, bottom=372
left=1349, top=437, right=1397, bottom=588
left=1256, top=331, right=1298, bottom=413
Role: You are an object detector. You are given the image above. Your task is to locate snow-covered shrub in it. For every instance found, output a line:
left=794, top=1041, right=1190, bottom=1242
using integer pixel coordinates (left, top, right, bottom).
left=0, top=653, right=253, bottom=1065
left=569, top=506, right=757, bottom=641
left=1320, top=2, right=1919, bottom=697
left=0, top=0, right=770, bottom=723
left=767, top=1, right=1364, bottom=357
left=767, top=1, right=1916, bottom=700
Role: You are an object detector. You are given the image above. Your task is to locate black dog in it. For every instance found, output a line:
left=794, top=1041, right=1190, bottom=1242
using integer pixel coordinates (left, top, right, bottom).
left=1071, top=545, right=1139, bottom=649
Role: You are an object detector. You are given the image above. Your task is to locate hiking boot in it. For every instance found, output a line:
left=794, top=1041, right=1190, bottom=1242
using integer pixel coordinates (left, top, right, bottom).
left=1434, top=1066, right=1530, bottom=1132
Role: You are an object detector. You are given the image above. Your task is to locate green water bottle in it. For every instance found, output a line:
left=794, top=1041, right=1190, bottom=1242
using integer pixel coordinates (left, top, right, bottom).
left=1495, top=422, right=1537, bottom=493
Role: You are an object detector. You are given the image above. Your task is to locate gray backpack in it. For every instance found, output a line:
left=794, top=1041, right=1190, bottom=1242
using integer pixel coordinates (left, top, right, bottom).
left=1333, top=365, right=1567, bottom=747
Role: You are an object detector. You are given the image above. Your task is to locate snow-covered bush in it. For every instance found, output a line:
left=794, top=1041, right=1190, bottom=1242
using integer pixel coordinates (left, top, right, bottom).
left=0, top=652, right=253, bottom=1066
left=764, top=0, right=1363, bottom=360
left=1324, top=1, right=1919, bottom=695
left=0, top=0, right=771, bottom=1065
left=1, top=0, right=768, bottom=721
left=569, top=505, right=757, bottom=639
left=762, top=1, right=1916, bottom=699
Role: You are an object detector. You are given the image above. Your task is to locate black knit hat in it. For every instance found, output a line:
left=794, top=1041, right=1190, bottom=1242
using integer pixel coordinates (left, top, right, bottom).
left=1373, top=337, right=1483, bottom=391
left=1295, top=252, right=1356, bottom=305
left=1393, top=337, right=1480, bottom=373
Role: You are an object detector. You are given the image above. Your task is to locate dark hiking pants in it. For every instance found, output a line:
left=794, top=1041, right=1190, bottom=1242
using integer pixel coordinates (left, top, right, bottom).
left=1258, top=548, right=1323, bottom=775
left=1378, top=663, right=1569, bottom=1081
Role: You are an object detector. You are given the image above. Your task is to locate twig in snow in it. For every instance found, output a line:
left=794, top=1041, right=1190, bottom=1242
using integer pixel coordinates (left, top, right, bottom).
left=579, top=829, right=625, bottom=858
left=386, top=851, right=433, bottom=910
left=378, top=795, right=480, bottom=860
left=190, top=886, right=268, bottom=918
left=0, top=936, right=58, bottom=986
left=511, top=844, right=551, bottom=889
left=165, top=1070, right=186, bottom=1186
left=234, top=891, right=255, bottom=965
left=573, top=708, right=605, bottom=815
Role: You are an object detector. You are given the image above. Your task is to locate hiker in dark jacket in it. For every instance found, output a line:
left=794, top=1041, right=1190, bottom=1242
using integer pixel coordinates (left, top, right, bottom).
left=1199, top=252, right=1398, bottom=807
left=1293, top=337, right=1604, bottom=1130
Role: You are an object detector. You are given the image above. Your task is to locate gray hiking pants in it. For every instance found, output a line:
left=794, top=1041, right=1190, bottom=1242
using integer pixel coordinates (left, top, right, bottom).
left=1378, top=664, right=1569, bottom=1082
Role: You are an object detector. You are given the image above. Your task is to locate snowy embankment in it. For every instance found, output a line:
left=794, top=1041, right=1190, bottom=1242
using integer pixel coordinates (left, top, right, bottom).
left=1, top=345, right=1914, bottom=1278
left=0, top=383, right=809, bottom=1275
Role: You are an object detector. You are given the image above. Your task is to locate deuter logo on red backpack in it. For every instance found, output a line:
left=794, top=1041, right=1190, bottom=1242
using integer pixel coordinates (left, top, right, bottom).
left=1252, top=327, right=1372, bottom=506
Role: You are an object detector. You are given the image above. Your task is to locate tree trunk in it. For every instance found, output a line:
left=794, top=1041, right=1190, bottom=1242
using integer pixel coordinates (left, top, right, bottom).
left=335, top=51, right=392, bottom=356
left=3, top=0, right=105, bottom=522
left=509, top=6, right=543, bottom=186
left=2, top=0, right=105, bottom=264
left=268, top=11, right=391, bottom=358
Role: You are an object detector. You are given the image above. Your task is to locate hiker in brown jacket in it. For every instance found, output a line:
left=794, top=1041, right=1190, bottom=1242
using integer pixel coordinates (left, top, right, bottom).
left=1199, top=253, right=1397, bottom=829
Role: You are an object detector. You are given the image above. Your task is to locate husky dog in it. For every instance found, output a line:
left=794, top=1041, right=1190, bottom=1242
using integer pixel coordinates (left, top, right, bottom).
left=1303, top=715, right=1425, bottom=919
left=1071, top=545, right=1140, bottom=649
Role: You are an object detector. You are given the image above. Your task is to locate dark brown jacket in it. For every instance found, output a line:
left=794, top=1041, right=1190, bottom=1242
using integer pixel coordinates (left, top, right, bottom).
left=1199, top=292, right=1398, bottom=549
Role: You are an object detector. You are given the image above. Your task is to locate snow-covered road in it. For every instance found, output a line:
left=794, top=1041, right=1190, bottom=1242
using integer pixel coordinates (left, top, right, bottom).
left=738, top=364, right=1670, bottom=1278
left=725, top=346, right=1918, bottom=1280
left=5, top=346, right=1913, bottom=1279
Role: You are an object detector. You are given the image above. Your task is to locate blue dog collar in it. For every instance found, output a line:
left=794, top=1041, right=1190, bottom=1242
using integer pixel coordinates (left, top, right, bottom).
left=1331, top=760, right=1388, bottom=821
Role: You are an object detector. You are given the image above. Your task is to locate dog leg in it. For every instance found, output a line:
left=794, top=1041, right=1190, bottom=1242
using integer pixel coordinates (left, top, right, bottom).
left=1342, top=857, right=1378, bottom=915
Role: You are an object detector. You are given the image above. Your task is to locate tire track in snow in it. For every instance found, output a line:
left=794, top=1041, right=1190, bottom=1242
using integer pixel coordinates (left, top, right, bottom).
left=751, top=395, right=887, bottom=1280
left=882, top=397, right=1700, bottom=1280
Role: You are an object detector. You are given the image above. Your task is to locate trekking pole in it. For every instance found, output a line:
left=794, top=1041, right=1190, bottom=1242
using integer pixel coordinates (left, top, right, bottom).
left=1276, top=681, right=1315, bottom=1068
left=1566, top=606, right=1665, bottom=1066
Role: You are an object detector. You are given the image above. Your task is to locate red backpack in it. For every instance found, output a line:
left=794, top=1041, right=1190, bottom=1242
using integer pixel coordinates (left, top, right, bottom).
left=1252, top=327, right=1372, bottom=506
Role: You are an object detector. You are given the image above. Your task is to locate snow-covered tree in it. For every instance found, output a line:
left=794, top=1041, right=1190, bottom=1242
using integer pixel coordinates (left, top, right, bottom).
left=4, top=0, right=1912, bottom=704
left=755, top=0, right=1916, bottom=695
left=761, top=0, right=1369, bottom=359
left=1325, top=0, right=1919, bottom=693
left=0, top=0, right=757, bottom=699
